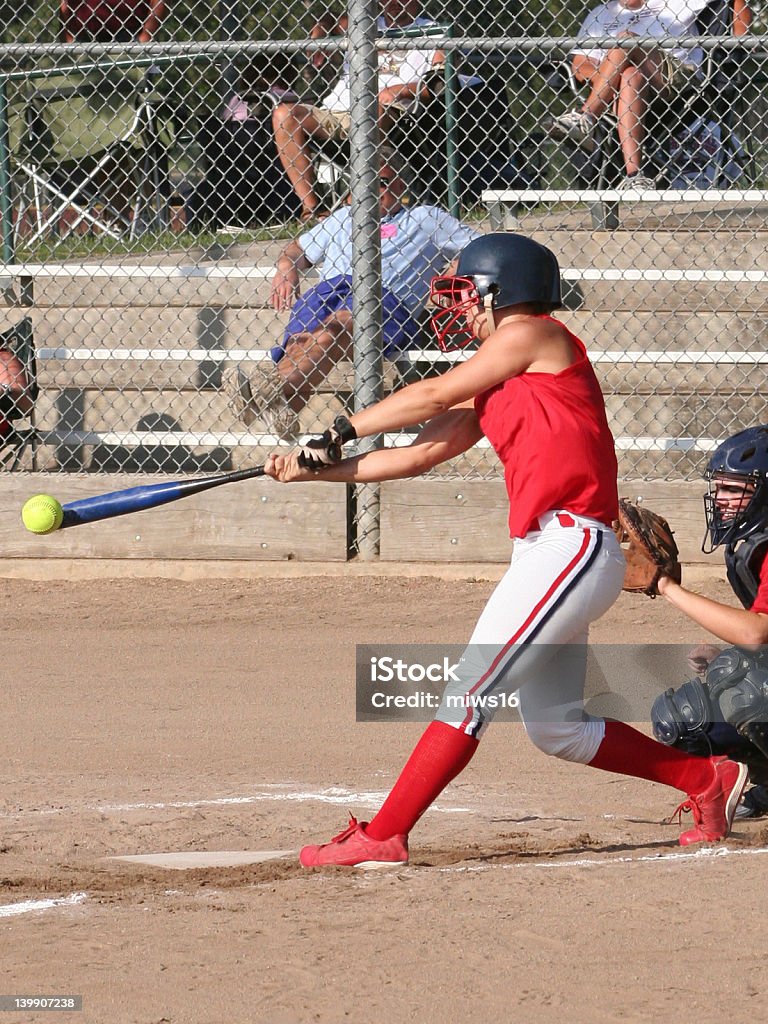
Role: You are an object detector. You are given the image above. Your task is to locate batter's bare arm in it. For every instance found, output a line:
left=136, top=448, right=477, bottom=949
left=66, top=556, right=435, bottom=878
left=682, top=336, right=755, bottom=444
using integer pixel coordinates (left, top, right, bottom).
left=347, top=319, right=558, bottom=437
left=265, top=403, right=482, bottom=484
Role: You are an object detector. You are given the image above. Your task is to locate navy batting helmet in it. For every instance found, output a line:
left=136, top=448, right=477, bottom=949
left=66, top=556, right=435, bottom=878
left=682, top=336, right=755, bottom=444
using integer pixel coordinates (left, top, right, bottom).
left=703, top=425, right=768, bottom=550
left=456, top=232, right=562, bottom=310
left=429, top=233, right=562, bottom=350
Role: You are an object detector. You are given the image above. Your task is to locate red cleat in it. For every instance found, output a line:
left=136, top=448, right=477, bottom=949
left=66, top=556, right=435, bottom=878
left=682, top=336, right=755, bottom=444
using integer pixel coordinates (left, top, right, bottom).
left=668, top=756, right=748, bottom=846
left=299, top=816, right=408, bottom=868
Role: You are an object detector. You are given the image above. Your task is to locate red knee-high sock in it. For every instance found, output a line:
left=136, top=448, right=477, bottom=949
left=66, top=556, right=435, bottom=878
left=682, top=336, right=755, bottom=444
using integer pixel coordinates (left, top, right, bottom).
left=366, top=721, right=479, bottom=841
left=589, top=720, right=714, bottom=794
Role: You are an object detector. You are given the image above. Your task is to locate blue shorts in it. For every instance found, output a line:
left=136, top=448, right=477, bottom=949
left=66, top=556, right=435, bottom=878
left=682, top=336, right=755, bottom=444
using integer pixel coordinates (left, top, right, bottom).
left=269, top=274, right=420, bottom=363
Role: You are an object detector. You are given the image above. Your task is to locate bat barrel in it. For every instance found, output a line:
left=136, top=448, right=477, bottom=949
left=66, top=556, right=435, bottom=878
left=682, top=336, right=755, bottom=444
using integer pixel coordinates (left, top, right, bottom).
left=58, top=466, right=265, bottom=529
left=61, top=482, right=190, bottom=527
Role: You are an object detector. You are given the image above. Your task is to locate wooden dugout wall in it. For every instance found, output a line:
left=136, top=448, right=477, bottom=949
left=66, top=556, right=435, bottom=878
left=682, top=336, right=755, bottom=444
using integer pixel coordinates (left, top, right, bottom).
left=0, top=474, right=720, bottom=566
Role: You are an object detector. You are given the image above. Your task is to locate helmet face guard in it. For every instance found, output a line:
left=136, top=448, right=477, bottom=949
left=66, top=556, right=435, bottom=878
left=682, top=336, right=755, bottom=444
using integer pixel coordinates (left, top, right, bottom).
left=702, top=426, right=768, bottom=551
left=429, top=275, right=483, bottom=351
left=703, top=473, right=763, bottom=551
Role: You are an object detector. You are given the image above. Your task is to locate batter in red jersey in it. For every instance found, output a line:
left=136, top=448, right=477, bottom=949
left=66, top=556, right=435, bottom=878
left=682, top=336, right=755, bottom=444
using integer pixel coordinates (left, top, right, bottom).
left=265, top=232, right=747, bottom=866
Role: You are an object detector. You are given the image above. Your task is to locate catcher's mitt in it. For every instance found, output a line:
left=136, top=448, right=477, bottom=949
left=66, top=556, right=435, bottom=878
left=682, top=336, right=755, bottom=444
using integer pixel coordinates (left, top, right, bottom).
left=613, top=498, right=682, bottom=598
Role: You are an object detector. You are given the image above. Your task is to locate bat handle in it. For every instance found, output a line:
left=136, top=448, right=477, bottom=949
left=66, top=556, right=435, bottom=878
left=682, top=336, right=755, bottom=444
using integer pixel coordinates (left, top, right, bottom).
left=223, top=466, right=266, bottom=483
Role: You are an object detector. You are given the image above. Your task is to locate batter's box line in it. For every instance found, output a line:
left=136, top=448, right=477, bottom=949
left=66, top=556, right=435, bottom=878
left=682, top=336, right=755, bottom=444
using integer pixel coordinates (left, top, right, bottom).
left=0, top=892, right=87, bottom=919
left=434, top=844, right=768, bottom=873
left=0, top=786, right=471, bottom=820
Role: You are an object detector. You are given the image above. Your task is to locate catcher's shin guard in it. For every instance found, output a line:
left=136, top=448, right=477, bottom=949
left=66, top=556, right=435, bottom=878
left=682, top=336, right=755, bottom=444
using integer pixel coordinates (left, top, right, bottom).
left=738, top=722, right=768, bottom=761
left=706, top=647, right=768, bottom=759
left=651, top=678, right=716, bottom=756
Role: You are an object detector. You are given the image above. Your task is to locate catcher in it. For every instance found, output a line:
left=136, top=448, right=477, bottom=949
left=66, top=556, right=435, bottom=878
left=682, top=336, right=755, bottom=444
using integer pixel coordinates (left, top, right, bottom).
left=651, top=425, right=768, bottom=819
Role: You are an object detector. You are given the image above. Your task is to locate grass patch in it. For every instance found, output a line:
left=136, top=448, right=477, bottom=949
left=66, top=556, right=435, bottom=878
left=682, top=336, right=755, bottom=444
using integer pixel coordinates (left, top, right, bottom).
left=12, top=222, right=303, bottom=262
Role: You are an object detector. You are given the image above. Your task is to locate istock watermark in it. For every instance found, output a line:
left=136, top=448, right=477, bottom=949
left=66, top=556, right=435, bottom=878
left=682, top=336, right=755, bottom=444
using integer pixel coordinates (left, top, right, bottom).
left=357, top=645, right=480, bottom=722
left=355, top=643, right=723, bottom=723
left=369, top=654, right=462, bottom=684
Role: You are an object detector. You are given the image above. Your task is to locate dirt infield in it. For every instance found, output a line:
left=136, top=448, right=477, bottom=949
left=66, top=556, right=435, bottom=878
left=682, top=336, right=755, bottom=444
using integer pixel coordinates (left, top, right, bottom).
left=2, top=573, right=765, bottom=1024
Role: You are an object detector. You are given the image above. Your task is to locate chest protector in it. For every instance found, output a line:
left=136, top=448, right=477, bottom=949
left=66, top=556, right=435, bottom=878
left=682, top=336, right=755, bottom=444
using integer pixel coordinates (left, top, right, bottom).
left=725, top=531, right=768, bottom=609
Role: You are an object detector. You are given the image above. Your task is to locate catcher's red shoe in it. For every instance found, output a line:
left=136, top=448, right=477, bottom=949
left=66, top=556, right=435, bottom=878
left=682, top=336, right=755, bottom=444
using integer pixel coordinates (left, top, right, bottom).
left=299, top=816, right=408, bottom=868
left=669, top=756, right=748, bottom=846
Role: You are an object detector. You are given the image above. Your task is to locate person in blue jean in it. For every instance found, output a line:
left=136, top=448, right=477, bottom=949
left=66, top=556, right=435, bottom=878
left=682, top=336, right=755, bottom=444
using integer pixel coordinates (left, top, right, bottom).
left=223, top=149, right=479, bottom=439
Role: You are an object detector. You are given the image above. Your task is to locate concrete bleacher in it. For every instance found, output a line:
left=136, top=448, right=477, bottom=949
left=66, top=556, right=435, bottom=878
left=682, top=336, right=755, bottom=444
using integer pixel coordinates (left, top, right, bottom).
left=482, top=189, right=768, bottom=231
left=4, top=238, right=765, bottom=479
left=1, top=216, right=766, bottom=562
left=0, top=258, right=461, bottom=470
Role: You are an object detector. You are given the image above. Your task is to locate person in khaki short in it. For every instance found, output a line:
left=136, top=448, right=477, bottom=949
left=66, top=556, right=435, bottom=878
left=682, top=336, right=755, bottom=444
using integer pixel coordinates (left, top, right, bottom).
left=272, top=0, right=443, bottom=222
left=548, top=0, right=752, bottom=191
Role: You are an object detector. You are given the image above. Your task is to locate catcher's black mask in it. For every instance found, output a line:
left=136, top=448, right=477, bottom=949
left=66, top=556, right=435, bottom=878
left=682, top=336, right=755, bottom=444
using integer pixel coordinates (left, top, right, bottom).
left=704, top=426, right=768, bottom=552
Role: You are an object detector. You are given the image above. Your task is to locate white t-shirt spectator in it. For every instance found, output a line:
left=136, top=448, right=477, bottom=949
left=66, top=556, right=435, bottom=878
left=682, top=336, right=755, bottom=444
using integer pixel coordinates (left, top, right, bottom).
left=322, top=15, right=437, bottom=112
left=572, top=0, right=704, bottom=69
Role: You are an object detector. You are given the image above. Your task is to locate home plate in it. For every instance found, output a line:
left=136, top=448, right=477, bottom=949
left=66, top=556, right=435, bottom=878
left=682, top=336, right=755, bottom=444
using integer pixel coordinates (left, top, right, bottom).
left=107, top=850, right=295, bottom=869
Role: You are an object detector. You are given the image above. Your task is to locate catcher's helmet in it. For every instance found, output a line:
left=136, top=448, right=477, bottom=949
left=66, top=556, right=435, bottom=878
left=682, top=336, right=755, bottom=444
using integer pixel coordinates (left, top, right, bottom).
left=703, top=425, right=768, bottom=551
left=429, top=232, right=563, bottom=350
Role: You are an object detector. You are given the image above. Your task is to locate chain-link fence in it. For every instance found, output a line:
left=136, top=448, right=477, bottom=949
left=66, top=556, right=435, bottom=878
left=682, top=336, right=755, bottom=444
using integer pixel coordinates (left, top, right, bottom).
left=0, top=0, right=766, bottom=547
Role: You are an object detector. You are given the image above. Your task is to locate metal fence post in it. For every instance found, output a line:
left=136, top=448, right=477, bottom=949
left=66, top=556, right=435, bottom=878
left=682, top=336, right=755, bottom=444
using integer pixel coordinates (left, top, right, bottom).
left=443, top=26, right=460, bottom=220
left=348, top=0, right=383, bottom=560
left=218, top=0, right=241, bottom=109
left=0, top=76, right=13, bottom=263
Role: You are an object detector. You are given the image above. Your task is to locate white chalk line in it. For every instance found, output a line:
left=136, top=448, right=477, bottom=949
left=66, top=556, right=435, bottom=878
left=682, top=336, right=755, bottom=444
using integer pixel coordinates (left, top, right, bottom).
left=1, top=785, right=470, bottom=820
left=0, top=892, right=87, bottom=918
left=435, top=843, right=768, bottom=874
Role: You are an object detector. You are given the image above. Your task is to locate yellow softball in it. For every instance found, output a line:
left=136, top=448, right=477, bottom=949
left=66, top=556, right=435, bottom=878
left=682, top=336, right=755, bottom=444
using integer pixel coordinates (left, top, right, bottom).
left=21, top=494, right=64, bottom=535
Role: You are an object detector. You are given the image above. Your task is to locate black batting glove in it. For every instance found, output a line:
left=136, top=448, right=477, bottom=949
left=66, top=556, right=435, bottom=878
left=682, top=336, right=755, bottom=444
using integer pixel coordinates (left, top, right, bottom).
left=298, top=415, right=357, bottom=471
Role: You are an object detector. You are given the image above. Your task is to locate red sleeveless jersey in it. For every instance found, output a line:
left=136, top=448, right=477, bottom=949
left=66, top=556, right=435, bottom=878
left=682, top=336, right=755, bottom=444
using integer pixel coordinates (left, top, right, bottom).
left=474, top=317, right=618, bottom=538
left=751, top=555, right=768, bottom=614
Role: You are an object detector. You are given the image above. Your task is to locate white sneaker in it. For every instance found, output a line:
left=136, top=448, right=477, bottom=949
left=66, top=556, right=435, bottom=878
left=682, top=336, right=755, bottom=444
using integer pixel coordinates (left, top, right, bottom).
left=548, top=109, right=597, bottom=154
left=223, top=362, right=300, bottom=440
left=222, top=365, right=258, bottom=427
left=617, top=173, right=657, bottom=193
left=261, top=401, right=301, bottom=442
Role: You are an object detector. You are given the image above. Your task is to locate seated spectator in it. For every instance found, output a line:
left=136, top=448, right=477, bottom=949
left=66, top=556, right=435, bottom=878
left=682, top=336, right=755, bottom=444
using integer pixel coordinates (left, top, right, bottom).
left=222, top=51, right=301, bottom=122
left=272, top=0, right=443, bottom=222
left=185, top=52, right=304, bottom=231
left=60, top=0, right=166, bottom=42
left=222, top=148, right=479, bottom=439
left=548, top=0, right=752, bottom=191
left=0, top=345, right=33, bottom=445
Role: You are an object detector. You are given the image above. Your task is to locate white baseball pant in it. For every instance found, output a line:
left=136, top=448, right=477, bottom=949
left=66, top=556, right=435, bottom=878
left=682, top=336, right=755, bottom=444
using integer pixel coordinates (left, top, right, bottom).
left=435, top=510, right=626, bottom=764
